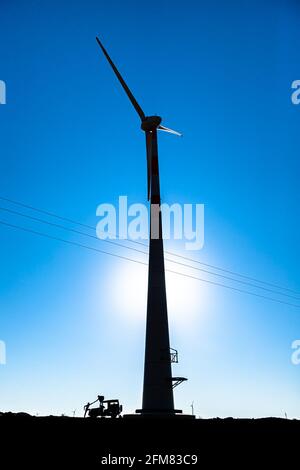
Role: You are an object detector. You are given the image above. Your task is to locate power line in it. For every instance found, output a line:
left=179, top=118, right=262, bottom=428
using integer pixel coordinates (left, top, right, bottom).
left=0, top=195, right=299, bottom=296
left=0, top=219, right=299, bottom=309
left=0, top=219, right=147, bottom=266
left=1, top=205, right=299, bottom=302
left=0, top=206, right=148, bottom=256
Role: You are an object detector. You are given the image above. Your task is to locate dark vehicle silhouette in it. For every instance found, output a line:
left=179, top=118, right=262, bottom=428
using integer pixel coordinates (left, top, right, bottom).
left=84, top=395, right=122, bottom=418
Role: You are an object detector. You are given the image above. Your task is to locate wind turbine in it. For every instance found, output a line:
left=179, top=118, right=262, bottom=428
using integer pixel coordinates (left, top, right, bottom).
left=96, top=37, right=191, bottom=417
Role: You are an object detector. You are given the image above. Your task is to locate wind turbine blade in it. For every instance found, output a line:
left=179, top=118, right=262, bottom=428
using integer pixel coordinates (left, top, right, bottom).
left=158, top=125, right=182, bottom=136
left=96, top=37, right=146, bottom=121
left=146, top=131, right=153, bottom=200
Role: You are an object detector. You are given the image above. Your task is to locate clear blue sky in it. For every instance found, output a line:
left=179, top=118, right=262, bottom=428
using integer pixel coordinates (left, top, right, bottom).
left=0, top=0, right=300, bottom=417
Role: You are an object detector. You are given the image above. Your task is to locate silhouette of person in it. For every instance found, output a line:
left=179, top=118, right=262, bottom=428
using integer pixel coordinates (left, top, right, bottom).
left=84, top=402, right=90, bottom=418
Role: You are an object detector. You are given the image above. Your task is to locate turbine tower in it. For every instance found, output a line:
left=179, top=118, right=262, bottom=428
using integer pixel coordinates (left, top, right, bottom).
left=96, top=38, right=190, bottom=417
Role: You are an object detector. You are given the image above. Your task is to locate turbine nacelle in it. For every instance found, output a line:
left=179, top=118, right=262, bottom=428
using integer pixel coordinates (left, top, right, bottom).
left=141, top=116, right=162, bottom=132
left=141, top=117, right=182, bottom=137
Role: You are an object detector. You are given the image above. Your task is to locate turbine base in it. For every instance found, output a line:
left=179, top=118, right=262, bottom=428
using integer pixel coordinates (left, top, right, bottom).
left=124, top=412, right=195, bottom=420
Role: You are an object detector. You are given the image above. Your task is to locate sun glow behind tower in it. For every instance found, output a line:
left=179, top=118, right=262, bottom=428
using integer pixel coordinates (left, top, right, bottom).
left=106, top=259, right=210, bottom=332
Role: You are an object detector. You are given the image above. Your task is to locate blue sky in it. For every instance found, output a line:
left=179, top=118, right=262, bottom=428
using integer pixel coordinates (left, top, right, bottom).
left=0, top=0, right=300, bottom=417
